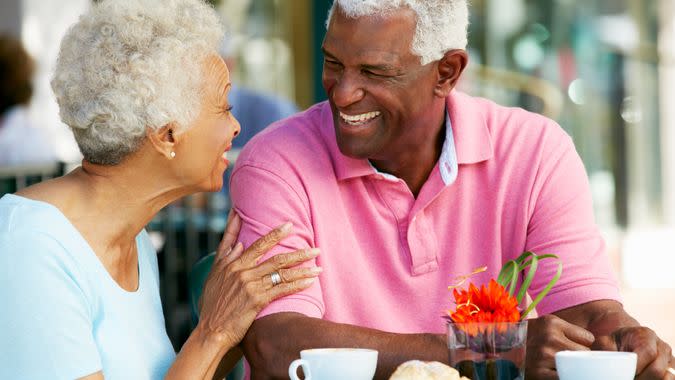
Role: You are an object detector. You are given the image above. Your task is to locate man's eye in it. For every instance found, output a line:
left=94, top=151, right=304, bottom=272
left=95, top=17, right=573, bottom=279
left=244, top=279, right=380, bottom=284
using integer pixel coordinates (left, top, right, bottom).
left=221, top=105, right=233, bottom=114
left=324, top=59, right=340, bottom=66
left=364, top=70, right=385, bottom=78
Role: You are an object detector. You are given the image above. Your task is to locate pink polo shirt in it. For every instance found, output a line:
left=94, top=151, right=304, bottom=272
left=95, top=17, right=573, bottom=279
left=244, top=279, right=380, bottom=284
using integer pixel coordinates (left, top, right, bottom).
left=230, top=90, right=621, bottom=335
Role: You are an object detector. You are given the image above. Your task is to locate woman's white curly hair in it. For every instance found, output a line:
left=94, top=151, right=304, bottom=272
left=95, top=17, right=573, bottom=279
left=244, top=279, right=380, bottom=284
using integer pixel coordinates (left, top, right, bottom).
left=327, top=0, right=469, bottom=65
left=51, top=0, right=223, bottom=165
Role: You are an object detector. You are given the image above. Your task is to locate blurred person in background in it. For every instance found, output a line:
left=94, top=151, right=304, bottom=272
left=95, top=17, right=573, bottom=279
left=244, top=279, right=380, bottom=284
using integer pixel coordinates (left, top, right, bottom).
left=231, top=1, right=675, bottom=379
left=218, top=36, right=298, bottom=150
left=0, top=1, right=320, bottom=379
left=0, top=34, right=57, bottom=166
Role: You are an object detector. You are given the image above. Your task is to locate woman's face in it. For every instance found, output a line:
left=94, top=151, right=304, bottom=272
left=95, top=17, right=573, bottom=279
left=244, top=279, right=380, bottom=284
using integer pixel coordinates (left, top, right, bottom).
left=173, top=54, right=240, bottom=192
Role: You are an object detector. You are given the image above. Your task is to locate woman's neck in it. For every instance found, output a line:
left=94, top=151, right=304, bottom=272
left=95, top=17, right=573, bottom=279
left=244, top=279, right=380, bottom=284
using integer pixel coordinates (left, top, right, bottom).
left=73, top=162, right=185, bottom=246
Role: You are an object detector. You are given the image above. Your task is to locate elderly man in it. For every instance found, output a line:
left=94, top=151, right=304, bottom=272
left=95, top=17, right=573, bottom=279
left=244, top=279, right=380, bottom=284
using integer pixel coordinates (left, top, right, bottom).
left=230, top=1, right=674, bottom=379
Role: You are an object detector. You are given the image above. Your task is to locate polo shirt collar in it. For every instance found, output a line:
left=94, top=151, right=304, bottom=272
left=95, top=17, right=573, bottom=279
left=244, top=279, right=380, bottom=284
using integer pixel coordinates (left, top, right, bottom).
left=327, top=91, right=493, bottom=181
left=448, top=91, right=493, bottom=164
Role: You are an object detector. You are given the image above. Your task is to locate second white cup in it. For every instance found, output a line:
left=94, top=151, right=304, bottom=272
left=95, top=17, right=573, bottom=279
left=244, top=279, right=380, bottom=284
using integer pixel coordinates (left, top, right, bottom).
left=555, top=350, right=637, bottom=380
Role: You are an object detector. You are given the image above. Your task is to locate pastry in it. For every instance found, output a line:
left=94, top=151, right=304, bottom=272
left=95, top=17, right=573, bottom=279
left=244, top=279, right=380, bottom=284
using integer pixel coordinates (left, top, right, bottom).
left=389, top=360, right=470, bottom=380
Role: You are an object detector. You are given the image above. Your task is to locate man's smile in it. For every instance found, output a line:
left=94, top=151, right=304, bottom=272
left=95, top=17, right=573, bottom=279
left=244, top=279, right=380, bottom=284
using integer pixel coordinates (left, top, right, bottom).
left=339, top=111, right=381, bottom=126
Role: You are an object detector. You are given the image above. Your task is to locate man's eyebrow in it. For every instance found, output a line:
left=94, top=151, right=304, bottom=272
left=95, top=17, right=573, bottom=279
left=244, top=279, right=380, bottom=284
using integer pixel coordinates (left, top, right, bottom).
left=323, top=47, right=398, bottom=72
left=321, top=47, right=338, bottom=59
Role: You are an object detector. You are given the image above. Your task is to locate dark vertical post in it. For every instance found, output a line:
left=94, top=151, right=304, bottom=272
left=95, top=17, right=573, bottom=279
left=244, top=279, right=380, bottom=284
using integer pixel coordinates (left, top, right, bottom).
left=312, top=0, right=331, bottom=103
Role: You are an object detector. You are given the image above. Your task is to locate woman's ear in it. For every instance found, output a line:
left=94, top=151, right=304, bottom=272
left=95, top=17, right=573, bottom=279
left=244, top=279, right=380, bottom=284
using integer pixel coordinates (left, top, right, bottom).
left=434, top=49, right=469, bottom=98
left=146, top=123, right=177, bottom=160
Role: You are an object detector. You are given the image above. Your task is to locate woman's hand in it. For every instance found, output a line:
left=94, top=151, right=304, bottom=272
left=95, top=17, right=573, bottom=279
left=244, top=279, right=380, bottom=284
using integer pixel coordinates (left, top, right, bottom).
left=197, top=211, right=321, bottom=348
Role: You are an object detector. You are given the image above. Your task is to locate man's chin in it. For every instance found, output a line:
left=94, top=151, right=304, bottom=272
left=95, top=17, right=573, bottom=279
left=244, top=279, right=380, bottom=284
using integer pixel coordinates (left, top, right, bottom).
left=335, top=139, right=373, bottom=159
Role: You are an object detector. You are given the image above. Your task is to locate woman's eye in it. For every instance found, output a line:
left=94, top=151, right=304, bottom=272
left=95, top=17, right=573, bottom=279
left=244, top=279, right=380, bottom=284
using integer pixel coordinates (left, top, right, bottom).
left=222, top=105, right=233, bottom=113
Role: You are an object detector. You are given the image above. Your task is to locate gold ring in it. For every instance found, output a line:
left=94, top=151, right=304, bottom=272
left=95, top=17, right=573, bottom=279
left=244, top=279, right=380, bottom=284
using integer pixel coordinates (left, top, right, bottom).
left=668, top=367, right=675, bottom=376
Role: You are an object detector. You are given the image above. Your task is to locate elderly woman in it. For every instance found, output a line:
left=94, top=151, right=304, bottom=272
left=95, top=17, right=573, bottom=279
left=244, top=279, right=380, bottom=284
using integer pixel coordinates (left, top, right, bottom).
left=0, top=1, right=319, bottom=379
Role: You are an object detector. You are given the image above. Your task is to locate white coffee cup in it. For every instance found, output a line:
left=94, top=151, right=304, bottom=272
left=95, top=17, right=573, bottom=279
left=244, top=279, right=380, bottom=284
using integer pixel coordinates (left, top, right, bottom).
left=555, top=350, right=637, bottom=380
left=288, top=348, right=378, bottom=380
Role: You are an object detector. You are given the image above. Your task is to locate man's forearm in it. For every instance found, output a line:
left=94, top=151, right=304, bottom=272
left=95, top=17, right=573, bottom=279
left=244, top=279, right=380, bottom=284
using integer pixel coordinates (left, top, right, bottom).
left=242, top=312, right=447, bottom=380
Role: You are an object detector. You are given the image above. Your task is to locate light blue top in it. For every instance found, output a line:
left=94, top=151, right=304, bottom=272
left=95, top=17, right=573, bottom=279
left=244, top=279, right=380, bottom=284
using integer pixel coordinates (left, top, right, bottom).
left=0, top=194, right=176, bottom=380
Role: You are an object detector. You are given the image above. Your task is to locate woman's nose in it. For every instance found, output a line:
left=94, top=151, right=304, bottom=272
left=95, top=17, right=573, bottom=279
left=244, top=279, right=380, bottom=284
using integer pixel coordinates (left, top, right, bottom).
left=231, top=116, right=241, bottom=138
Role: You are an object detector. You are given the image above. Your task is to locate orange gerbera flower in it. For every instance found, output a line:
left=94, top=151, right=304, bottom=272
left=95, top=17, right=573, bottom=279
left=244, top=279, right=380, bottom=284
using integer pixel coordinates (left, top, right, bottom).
left=448, top=280, right=521, bottom=335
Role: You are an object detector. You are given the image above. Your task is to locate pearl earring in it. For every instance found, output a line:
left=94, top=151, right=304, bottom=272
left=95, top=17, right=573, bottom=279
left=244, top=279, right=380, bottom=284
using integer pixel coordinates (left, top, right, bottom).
left=170, top=151, right=176, bottom=158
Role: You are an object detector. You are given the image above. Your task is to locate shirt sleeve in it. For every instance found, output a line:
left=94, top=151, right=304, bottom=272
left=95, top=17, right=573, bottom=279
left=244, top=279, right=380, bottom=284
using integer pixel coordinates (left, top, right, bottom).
left=230, top=162, right=325, bottom=319
left=0, top=232, right=102, bottom=380
left=525, top=133, right=622, bottom=315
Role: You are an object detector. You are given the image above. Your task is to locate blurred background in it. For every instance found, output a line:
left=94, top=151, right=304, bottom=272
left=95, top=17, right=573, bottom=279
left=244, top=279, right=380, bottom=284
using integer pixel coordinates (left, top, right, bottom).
left=1, top=0, right=674, bottom=349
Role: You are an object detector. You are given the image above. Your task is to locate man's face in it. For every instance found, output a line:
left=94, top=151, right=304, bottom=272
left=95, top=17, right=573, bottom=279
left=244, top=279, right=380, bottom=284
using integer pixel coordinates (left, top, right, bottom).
left=322, top=7, right=441, bottom=160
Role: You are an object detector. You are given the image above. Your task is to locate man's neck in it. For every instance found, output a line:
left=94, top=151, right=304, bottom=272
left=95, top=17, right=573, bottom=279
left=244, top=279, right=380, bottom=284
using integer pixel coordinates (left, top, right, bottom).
left=370, top=111, right=446, bottom=197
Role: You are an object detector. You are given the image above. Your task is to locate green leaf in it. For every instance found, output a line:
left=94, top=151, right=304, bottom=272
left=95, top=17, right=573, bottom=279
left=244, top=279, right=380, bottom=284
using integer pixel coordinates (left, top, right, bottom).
left=521, top=256, right=563, bottom=319
left=517, top=254, right=539, bottom=303
left=516, top=251, right=537, bottom=264
left=508, top=264, right=519, bottom=297
left=519, top=254, right=559, bottom=269
left=497, top=260, right=517, bottom=291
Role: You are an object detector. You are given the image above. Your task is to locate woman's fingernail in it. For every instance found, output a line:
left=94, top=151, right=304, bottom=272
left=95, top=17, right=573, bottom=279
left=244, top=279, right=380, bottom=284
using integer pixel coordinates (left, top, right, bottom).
left=280, top=222, right=293, bottom=232
left=300, top=278, right=316, bottom=286
left=308, top=248, right=320, bottom=257
left=309, top=267, right=323, bottom=275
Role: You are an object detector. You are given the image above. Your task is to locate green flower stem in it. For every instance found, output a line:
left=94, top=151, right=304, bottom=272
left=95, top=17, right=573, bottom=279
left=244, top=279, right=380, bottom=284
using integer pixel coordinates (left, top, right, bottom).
left=517, top=254, right=539, bottom=303
left=496, top=251, right=563, bottom=320
left=497, top=260, right=518, bottom=297
left=522, top=259, right=562, bottom=319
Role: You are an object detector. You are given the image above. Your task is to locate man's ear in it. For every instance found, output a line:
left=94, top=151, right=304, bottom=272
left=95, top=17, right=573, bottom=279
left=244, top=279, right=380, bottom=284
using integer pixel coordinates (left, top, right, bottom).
left=146, top=123, right=177, bottom=160
left=434, top=49, right=469, bottom=98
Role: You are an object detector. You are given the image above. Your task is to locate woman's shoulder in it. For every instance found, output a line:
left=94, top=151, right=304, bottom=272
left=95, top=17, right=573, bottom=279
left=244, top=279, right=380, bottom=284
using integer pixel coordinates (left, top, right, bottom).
left=0, top=193, right=70, bottom=238
left=0, top=194, right=92, bottom=286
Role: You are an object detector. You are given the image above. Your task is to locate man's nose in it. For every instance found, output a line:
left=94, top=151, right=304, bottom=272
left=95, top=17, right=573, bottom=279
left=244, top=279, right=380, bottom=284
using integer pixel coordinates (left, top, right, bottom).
left=331, top=72, right=365, bottom=108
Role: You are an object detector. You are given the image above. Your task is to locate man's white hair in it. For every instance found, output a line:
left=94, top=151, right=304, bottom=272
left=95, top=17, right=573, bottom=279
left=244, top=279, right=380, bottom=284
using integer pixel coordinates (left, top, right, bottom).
left=327, top=0, right=469, bottom=65
left=51, top=0, right=223, bottom=165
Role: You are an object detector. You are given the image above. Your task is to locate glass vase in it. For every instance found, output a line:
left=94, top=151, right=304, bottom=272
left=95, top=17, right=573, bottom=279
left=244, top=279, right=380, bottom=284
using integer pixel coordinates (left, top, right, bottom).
left=447, top=320, right=528, bottom=380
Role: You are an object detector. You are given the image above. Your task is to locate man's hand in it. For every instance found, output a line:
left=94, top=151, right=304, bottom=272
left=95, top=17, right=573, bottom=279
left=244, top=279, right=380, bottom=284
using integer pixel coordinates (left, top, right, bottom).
left=592, top=327, right=674, bottom=380
left=525, top=314, right=595, bottom=380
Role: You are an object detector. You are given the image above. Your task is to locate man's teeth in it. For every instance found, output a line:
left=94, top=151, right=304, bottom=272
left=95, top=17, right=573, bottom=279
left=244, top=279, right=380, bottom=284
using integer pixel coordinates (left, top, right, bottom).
left=222, top=151, right=228, bottom=160
left=340, top=111, right=381, bottom=125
